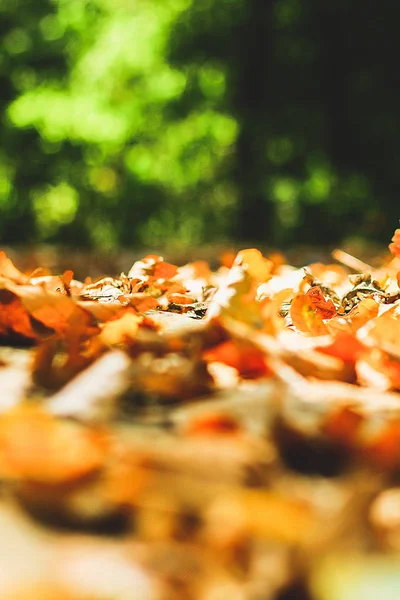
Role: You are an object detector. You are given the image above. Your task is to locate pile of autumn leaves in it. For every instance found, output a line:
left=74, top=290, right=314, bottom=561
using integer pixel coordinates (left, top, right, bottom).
left=1, top=234, right=400, bottom=598
left=1, top=235, right=400, bottom=402
left=0, top=250, right=189, bottom=346
left=1, top=234, right=400, bottom=486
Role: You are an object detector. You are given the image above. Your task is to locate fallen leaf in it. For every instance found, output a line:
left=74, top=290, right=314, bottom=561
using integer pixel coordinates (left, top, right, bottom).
left=0, top=406, right=107, bottom=484
left=317, top=332, right=365, bottom=363
left=0, top=251, right=29, bottom=284
left=290, top=293, right=328, bottom=335
left=389, top=228, right=400, bottom=258
left=361, top=308, right=400, bottom=359
left=100, top=310, right=142, bottom=346
left=305, top=286, right=337, bottom=319
left=342, top=297, right=380, bottom=332
left=0, top=289, right=37, bottom=342
left=203, top=339, right=270, bottom=379
left=234, top=248, right=273, bottom=283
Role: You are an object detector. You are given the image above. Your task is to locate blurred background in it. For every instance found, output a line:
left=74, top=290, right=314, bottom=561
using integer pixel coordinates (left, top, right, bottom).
left=0, top=0, right=399, bottom=255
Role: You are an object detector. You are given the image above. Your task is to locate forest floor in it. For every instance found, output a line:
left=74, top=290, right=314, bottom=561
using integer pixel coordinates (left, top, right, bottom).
left=0, top=243, right=400, bottom=600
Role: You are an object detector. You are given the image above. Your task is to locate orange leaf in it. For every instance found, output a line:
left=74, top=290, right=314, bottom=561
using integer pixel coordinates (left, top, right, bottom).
left=220, top=249, right=237, bottom=269
left=357, top=349, right=400, bottom=391
left=6, top=283, right=98, bottom=339
left=30, top=273, right=82, bottom=296
left=389, top=228, right=400, bottom=258
left=0, top=289, right=37, bottom=341
left=342, top=297, right=379, bottom=332
left=77, top=299, right=127, bottom=322
left=62, top=269, right=74, bottom=289
left=234, top=248, right=273, bottom=283
left=30, top=275, right=68, bottom=294
left=317, top=332, right=365, bottom=362
left=100, top=309, right=142, bottom=345
left=190, top=260, right=211, bottom=279
left=153, top=261, right=178, bottom=280
left=183, top=413, right=241, bottom=436
left=168, top=293, right=196, bottom=305
left=203, top=339, right=270, bottom=379
left=216, top=271, right=267, bottom=329
left=128, top=293, right=159, bottom=313
left=0, top=406, right=107, bottom=484
left=305, top=286, right=337, bottom=319
left=322, top=406, right=364, bottom=447
left=363, top=310, right=400, bottom=359
left=290, top=293, right=328, bottom=336
left=128, top=254, right=178, bottom=280
left=0, top=250, right=29, bottom=284
left=364, top=421, right=400, bottom=470
left=385, top=356, right=400, bottom=389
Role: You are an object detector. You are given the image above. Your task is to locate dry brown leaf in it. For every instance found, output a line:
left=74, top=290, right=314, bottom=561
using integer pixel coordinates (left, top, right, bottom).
left=305, top=286, right=337, bottom=319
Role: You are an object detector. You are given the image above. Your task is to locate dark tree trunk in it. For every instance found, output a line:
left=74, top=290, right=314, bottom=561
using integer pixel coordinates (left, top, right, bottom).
left=232, top=0, right=274, bottom=243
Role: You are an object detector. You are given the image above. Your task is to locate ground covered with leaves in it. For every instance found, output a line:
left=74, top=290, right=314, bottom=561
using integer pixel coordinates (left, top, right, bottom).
left=1, top=235, right=400, bottom=599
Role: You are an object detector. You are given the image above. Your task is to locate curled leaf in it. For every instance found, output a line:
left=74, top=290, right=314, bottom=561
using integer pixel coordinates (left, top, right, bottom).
left=305, top=286, right=337, bottom=319
left=290, top=293, right=328, bottom=336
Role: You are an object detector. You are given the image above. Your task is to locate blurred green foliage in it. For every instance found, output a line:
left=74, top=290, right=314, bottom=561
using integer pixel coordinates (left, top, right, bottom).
left=0, top=0, right=399, bottom=249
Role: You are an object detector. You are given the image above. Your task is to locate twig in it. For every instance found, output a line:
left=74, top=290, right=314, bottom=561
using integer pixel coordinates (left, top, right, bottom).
left=332, top=249, right=373, bottom=273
